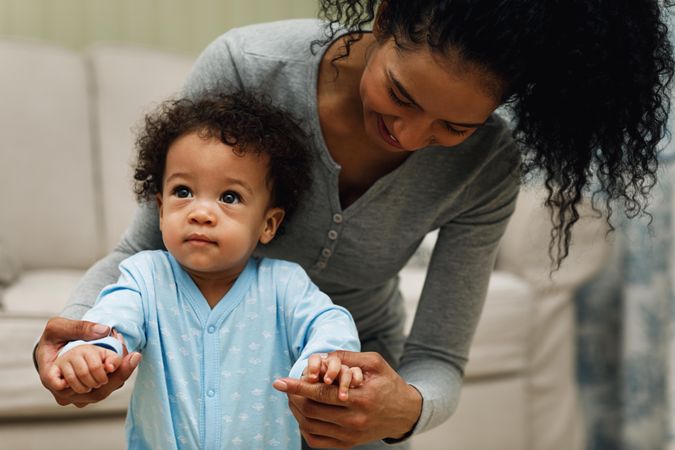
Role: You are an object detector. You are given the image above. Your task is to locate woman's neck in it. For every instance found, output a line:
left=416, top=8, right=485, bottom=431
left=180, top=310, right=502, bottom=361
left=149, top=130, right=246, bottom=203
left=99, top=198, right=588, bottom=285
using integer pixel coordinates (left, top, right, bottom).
left=317, top=34, right=410, bottom=208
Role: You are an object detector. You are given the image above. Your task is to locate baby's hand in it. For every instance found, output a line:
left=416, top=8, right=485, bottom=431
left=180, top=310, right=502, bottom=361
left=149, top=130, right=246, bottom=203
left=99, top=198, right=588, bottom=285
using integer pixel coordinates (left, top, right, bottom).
left=303, top=352, right=364, bottom=401
left=49, top=344, right=122, bottom=394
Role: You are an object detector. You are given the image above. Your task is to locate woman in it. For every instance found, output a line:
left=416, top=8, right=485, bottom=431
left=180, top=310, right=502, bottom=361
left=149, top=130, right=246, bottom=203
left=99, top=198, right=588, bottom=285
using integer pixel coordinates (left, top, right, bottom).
left=35, top=0, right=673, bottom=448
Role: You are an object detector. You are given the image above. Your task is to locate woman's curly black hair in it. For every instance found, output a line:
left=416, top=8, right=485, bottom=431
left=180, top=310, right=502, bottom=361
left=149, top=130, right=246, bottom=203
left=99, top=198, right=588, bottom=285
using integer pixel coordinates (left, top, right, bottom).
left=316, top=0, right=675, bottom=267
left=133, top=91, right=312, bottom=232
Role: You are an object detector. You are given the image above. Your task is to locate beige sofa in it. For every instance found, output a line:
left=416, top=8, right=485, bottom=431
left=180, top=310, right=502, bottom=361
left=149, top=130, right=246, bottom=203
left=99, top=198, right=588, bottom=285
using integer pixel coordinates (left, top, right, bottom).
left=0, top=37, right=611, bottom=450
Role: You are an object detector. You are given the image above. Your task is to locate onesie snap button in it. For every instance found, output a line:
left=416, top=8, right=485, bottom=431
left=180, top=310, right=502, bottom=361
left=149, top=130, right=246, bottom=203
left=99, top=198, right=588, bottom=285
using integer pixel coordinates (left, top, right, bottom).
left=207, top=325, right=216, bottom=334
left=207, top=389, right=215, bottom=397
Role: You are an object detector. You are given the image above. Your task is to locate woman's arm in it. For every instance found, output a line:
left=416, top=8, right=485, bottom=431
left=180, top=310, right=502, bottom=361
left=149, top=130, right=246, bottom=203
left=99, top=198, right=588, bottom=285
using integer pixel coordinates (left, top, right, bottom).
left=36, top=202, right=161, bottom=405
left=274, top=130, right=521, bottom=446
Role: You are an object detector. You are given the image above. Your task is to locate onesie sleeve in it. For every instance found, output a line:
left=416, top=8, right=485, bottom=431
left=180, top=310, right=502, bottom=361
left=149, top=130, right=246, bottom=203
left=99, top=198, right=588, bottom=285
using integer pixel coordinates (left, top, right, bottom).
left=280, top=263, right=361, bottom=379
left=398, top=137, right=520, bottom=436
left=62, top=256, right=149, bottom=354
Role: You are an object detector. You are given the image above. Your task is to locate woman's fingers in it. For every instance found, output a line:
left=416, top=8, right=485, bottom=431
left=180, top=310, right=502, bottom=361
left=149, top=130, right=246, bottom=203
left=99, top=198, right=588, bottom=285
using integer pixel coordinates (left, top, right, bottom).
left=273, top=377, right=344, bottom=406
left=278, top=350, right=423, bottom=446
left=286, top=397, right=364, bottom=448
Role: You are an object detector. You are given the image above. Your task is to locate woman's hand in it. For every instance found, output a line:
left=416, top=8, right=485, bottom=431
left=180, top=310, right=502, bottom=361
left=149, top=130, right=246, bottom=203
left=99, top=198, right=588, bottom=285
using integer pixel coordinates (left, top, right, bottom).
left=273, top=351, right=422, bottom=448
left=36, top=317, right=141, bottom=408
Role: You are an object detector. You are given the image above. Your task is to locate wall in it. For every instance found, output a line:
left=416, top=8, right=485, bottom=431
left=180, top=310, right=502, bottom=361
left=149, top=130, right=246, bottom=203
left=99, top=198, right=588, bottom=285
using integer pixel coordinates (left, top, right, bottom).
left=0, top=0, right=316, bottom=55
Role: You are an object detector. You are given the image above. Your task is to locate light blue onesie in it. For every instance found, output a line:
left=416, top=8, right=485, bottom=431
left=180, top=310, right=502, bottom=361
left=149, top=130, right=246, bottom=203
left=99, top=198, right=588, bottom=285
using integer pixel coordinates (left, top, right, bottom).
left=62, top=250, right=361, bottom=450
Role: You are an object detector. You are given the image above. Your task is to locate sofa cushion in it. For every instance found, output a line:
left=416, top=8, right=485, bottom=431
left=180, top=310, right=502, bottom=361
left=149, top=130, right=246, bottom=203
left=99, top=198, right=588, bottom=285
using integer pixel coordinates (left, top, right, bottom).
left=86, top=44, right=194, bottom=252
left=496, top=186, right=612, bottom=291
left=0, top=239, right=19, bottom=289
left=0, top=39, right=101, bottom=271
left=2, top=270, right=85, bottom=315
left=399, top=266, right=534, bottom=379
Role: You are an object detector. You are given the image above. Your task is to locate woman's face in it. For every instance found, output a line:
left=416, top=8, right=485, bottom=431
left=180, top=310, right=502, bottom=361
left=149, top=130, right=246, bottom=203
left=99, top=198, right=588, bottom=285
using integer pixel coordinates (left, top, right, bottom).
left=359, top=38, right=502, bottom=152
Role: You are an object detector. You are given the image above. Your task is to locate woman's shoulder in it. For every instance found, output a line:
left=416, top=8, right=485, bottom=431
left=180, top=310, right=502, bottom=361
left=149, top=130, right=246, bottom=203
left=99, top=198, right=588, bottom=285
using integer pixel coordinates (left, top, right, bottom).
left=215, top=19, right=328, bottom=62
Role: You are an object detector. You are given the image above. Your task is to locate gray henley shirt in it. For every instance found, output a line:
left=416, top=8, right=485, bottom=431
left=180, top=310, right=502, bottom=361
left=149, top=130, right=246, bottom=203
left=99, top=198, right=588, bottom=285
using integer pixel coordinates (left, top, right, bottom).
left=63, top=19, right=520, bottom=438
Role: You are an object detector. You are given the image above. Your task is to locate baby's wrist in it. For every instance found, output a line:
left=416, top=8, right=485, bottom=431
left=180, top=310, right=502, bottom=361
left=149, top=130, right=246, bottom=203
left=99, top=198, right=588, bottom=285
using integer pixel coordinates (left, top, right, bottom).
left=58, top=336, right=123, bottom=358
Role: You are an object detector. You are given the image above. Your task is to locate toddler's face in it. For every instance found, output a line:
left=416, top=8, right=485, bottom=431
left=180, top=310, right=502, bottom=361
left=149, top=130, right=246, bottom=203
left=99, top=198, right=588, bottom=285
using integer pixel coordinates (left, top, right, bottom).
left=157, top=132, right=283, bottom=279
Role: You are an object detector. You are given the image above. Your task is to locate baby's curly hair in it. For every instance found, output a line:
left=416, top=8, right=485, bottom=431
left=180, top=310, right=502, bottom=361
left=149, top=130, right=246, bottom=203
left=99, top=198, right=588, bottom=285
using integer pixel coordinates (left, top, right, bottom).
left=133, top=91, right=312, bottom=230
left=315, top=0, right=674, bottom=268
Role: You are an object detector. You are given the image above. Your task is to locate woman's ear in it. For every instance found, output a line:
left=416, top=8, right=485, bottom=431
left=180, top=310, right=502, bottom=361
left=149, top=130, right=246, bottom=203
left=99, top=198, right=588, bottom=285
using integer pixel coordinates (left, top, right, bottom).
left=156, top=193, right=164, bottom=230
left=259, top=208, right=285, bottom=245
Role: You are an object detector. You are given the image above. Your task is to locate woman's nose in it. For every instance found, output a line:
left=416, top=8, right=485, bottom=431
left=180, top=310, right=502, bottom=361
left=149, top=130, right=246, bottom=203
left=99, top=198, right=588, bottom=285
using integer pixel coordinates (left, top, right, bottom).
left=391, top=116, right=433, bottom=151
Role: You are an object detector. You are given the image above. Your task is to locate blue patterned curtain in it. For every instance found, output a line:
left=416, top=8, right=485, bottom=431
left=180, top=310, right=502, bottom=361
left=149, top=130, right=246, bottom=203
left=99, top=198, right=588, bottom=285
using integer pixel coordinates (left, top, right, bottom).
left=575, top=140, right=675, bottom=449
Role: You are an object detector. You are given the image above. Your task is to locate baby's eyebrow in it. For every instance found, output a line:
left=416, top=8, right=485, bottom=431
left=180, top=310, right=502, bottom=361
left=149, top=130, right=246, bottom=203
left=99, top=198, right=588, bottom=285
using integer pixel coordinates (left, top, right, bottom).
left=222, top=177, right=254, bottom=196
left=165, top=172, right=191, bottom=183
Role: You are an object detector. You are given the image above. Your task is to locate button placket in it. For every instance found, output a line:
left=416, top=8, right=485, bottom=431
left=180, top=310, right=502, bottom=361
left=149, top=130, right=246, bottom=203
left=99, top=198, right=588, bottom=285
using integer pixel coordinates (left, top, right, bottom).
left=313, top=213, right=343, bottom=272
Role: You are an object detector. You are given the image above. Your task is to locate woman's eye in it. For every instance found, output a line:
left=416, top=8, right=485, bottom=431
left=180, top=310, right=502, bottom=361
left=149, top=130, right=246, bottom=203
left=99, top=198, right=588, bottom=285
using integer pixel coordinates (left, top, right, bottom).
left=388, top=88, right=410, bottom=107
left=444, top=123, right=469, bottom=137
left=220, top=191, right=241, bottom=204
left=174, top=186, right=192, bottom=198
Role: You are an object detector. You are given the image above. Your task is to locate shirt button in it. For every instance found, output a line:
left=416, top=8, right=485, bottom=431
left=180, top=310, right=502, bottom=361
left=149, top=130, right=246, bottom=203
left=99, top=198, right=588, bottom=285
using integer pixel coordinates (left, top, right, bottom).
left=321, top=248, right=332, bottom=258
left=327, top=230, right=338, bottom=240
left=316, top=261, right=326, bottom=270
left=207, top=389, right=215, bottom=397
left=207, top=325, right=216, bottom=334
left=332, top=213, right=343, bottom=224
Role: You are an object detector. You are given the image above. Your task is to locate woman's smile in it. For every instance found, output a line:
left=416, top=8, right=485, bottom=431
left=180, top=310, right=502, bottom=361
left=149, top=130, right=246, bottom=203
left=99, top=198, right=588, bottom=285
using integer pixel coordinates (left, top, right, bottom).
left=376, top=114, right=403, bottom=149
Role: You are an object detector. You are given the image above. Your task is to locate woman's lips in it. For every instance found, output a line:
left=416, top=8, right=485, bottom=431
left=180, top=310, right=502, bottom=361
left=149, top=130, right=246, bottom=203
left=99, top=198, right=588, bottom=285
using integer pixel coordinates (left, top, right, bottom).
left=376, top=114, right=403, bottom=149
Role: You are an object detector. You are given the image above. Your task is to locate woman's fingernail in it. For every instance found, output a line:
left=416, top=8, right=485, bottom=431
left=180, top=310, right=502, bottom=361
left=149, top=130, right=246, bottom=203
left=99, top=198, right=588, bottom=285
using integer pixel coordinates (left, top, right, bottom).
left=93, top=324, right=109, bottom=335
left=273, top=379, right=288, bottom=391
left=130, top=353, right=141, bottom=368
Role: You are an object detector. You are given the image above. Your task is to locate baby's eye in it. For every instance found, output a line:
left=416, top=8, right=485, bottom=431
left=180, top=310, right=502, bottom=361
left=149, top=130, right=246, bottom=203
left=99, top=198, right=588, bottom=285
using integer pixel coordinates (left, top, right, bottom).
left=173, top=186, right=192, bottom=198
left=220, top=191, right=241, bottom=204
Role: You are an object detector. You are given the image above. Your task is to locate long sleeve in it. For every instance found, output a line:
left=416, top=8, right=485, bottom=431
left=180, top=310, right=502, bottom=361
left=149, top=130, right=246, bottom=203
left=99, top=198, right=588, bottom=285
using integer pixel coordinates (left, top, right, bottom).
left=62, top=256, right=149, bottom=354
left=280, top=264, right=361, bottom=379
left=399, top=147, right=520, bottom=434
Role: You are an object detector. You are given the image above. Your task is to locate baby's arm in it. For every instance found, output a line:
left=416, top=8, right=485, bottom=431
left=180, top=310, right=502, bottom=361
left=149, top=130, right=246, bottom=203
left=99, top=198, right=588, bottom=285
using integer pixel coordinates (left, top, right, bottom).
left=49, top=342, right=122, bottom=394
left=280, top=262, right=362, bottom=397
left=303, top=352, right=364, bottom=400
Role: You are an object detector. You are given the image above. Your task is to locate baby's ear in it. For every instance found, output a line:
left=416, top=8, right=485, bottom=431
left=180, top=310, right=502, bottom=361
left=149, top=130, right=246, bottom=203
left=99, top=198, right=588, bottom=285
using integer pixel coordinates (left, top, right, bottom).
left=259, top=207, right=285, bottom=244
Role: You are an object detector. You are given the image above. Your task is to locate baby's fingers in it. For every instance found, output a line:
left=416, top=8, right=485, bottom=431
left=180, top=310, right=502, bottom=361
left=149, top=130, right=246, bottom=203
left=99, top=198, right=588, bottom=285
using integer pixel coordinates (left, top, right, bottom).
left=85, top=350, right=110, bottom=386
left=103, top=351, right=123, bottom=374
left=60, top=360, right=90, bottom=394
left=349, top=366, right=364, bottom=387
left=337, top=365, right=353, bottom=401
left=305, top=353, right=326, bottom=383
left=47, top=364, right=68, bottom=390
left=322, top=354, right=342, bottom=385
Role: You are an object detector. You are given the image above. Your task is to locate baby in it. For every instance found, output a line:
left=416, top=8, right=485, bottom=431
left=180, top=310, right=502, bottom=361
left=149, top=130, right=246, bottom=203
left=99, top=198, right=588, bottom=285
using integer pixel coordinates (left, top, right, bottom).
left=50, top=92, right=361, bottom=450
